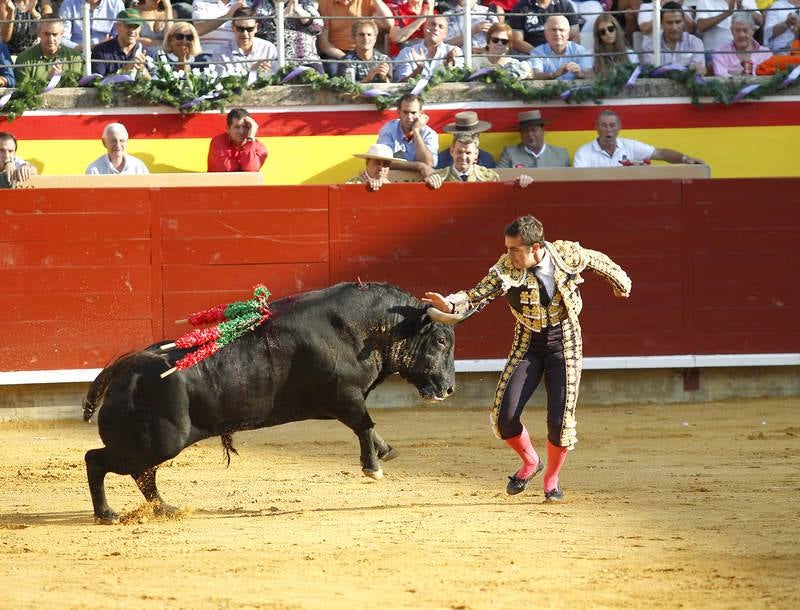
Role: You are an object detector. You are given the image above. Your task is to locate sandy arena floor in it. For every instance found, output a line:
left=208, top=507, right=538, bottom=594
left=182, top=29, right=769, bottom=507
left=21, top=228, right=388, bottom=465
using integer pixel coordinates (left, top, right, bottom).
left=1, top=397, right=798, bottom=609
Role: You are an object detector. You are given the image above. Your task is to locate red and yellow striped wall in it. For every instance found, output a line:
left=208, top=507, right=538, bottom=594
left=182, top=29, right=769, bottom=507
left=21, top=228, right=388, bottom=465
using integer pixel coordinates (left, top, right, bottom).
left=2, top=96, right=799, bottom=182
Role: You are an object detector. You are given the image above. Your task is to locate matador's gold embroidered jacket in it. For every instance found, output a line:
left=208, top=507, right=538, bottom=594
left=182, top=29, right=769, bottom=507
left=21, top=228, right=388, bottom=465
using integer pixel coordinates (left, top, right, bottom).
left=447, top=240, right=632, bottom=331
left=433, top=164, right=500, bottom=183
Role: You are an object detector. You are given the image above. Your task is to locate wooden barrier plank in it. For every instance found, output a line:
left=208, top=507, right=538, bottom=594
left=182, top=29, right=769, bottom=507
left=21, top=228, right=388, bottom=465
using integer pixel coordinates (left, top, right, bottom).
left=161, top=210, right=329, bottom=238
left=0, top=212, right=149, bottom=241
left=0, top=241, right=150, bottom=267
left=0, top=266, right=152, bottom=294
left=0, top=292, right=151, bottom=322
left=161, top=236, right=329, bottom=265
left=27, top=173, right=263, bottom=189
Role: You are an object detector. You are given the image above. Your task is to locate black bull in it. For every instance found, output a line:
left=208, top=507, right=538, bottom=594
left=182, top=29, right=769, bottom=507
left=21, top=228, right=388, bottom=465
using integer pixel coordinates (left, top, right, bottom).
left=82, top=283, right=458, bottom=524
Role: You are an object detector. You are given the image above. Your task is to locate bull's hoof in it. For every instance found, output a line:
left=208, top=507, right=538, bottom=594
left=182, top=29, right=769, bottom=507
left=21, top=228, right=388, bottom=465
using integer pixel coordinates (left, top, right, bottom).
left=362, top=467, right=384, bottom=480
left=93, top=510, right=120, bottom=525
left=153, top=502, right=180, bottom=517
left=378, top=447, right=399, bottom=461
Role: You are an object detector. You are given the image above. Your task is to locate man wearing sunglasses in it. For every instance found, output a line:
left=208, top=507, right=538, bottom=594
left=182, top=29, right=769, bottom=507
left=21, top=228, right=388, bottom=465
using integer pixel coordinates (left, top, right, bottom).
left=207, top=107, right=268, bottom=173
left=91, top=9, right=153, bottom=78
left=219, top=7, right=278, bottom=76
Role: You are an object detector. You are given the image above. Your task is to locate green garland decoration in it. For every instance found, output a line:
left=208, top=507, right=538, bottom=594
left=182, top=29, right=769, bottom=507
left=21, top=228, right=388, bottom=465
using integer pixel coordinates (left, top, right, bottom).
left=1, top=61, right=798, bottom=120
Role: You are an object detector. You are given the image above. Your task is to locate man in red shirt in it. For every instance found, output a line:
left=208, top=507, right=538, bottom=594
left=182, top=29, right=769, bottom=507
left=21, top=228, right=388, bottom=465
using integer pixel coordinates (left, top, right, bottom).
left=207, top=108, right=268, bottom=172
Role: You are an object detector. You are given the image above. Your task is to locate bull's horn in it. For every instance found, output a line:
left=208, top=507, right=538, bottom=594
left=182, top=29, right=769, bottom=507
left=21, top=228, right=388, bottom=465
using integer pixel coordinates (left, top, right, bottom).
left=426, top=307, right=472, bottom=326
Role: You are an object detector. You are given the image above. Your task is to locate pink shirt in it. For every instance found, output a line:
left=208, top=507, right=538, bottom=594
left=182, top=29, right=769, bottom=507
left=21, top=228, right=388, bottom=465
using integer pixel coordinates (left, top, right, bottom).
left=711, top=41, right=773, bottom=77
left=207, top=133, right=268, bottom=173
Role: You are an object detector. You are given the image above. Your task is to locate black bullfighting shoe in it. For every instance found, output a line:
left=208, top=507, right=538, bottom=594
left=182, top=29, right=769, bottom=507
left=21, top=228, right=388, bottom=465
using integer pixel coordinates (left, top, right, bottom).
left=544, top=486, right=565, bottom=503
left=506, top=460, right=545, bottom=495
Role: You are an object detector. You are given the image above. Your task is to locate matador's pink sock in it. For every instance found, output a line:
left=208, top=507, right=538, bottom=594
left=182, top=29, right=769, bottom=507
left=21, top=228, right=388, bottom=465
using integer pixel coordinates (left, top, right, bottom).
left=543, top=440, right=568, bottom=492
left=504, top=426, right=540, bottom=479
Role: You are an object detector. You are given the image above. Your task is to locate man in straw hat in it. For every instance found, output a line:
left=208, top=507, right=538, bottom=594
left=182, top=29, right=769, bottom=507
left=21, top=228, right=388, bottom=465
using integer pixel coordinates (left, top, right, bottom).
left=436, top=111, right=497, bottom=170
left=425, top=133, right=533, bottom=189
left=498, top=110, right=571, bottom=169
left=347, top=143, right=394, bottom=191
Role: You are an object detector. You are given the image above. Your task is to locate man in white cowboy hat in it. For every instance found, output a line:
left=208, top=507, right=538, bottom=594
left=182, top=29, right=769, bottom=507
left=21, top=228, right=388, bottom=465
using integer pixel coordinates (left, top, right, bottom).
left=347, top=143, right=395, bottom=191
left=425, top=133, right=534, bottom=189
left=436, top=111, right=497, bottom=170
left=498, top=110, right=571, bottom=169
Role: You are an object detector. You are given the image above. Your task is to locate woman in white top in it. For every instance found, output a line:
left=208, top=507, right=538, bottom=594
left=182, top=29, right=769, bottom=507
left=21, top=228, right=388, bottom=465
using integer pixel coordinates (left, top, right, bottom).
left=471, top=22, right=532, bottom=78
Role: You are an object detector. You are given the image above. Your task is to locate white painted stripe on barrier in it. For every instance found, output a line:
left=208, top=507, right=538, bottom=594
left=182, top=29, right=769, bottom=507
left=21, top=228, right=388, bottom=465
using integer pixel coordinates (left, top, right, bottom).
left=1, top=354, right=798, bottom=385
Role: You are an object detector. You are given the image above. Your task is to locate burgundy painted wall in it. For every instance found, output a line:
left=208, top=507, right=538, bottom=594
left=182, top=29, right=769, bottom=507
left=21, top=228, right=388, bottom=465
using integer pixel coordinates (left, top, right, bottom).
left=1, top=179, right=797, bottom=371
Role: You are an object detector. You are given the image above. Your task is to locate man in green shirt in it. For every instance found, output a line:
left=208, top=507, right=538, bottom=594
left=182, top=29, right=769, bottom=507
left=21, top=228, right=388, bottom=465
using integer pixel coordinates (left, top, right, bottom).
left=14, top=19, right=81, bottom=84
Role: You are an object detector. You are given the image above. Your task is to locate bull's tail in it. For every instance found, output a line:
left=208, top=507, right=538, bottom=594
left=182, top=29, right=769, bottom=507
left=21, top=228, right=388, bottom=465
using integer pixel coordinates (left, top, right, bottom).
left=83, top=351, right=169, bottom=422
left=221, top=433, right=239, bottom=467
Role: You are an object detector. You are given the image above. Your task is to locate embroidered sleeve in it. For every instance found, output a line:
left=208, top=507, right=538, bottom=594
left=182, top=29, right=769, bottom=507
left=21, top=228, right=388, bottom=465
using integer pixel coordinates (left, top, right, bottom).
left=443, top=255, right=518, bottom=313
left=582, top=247, right=632, bottom=296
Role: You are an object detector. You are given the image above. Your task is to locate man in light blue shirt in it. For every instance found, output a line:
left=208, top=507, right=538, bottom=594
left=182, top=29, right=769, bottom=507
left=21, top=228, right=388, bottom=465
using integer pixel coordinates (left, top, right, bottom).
left=59, top=0, right=126, bottom=50
left=376, top=93, right=438, bottom=176
left=530, top=15, right=592, bottom=81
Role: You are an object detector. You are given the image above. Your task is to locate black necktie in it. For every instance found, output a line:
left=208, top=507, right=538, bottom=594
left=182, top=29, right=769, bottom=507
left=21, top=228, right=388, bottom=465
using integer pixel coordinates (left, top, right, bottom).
left=459, top=174, right=468, bottom=181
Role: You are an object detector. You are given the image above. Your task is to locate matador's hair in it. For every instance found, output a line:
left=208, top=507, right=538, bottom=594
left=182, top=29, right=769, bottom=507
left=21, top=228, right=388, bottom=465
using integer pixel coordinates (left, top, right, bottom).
left=505, top=215, right=544, bottom=246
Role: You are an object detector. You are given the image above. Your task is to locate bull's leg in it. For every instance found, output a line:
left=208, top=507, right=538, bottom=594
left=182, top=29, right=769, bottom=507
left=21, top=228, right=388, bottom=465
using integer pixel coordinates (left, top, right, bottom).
left=132, top=467, right=179, bottom=517
left=85, top=448, right=120, bottom=525
left=372, top=429, right=398, bottom=462
left=336, top=406, right=382, bottom=479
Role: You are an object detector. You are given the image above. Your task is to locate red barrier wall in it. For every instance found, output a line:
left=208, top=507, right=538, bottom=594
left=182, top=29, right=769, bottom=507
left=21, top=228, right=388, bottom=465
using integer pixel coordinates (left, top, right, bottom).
left=2, top=179, right=798, bottom=371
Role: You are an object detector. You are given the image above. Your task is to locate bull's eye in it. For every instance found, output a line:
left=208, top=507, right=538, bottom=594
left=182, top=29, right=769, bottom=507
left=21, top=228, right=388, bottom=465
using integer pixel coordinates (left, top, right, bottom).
left=436, top=337, right=446, bottom=346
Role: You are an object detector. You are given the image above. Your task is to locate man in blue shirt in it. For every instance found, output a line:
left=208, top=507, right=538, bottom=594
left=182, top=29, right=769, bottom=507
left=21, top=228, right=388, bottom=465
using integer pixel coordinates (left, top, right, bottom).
left=0, top=41, right=14, bottom=88
left=91, top=9, right=152, bottom=77
left=376, top=93, right=438, bottom=178
left=530, top=15, right=592, bottom=80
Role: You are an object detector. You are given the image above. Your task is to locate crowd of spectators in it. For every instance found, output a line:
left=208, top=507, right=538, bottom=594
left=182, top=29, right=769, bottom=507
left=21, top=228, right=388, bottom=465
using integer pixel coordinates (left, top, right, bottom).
left=2, top=0, right=800, bottom=87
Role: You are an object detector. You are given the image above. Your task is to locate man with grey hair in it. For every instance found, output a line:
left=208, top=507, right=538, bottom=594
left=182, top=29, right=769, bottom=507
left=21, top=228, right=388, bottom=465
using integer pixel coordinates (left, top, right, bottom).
left=530, top=15, right=592, bottom=81
left=711, top=12, right=772, bottom=76
left=574, top=109, right=705, bottom=168
left=86, top=123, right=150, bottom=175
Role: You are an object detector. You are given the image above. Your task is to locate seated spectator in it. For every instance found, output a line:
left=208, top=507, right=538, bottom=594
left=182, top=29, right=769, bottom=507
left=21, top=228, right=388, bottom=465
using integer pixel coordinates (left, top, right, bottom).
left=445, top=0, right=501, bottom=51
left=638, top=0, right=695, bottom=39
left=347, top=143, right=394, bottom=190
left=425, top=133, right=533, bottom=189
left=712, top=11, right=771, bottom=75
left=641, top=2, right=706, bottom=74
left=376, top=93, right=438, bottom=175
left=0, top=131, right=38, bottom=186
left=137, top=0, right=175, bottom=48
left=218, top=7, right=278, bottom=77
left=509, top=0, right=580, bottom=54
left=593, top=12, right=638, bottom=76
left=573, top=0, right=608, bottom=50
left=436, top=111, right=496, bottom=169
left=86, top=122, right=150, bottom=175
left=0, top=40, right=13, bottom=88
left=317, top=0, right=393, bottom=72
left=472, top=22, right=533, bottom=79
left=389, top=0, right=434, bottom=57
left=573, top=109, right=704, bottom=167
left=341, top=19, right=392, bottom=83
left=695, top=0, right=761, bottom=52
left=14, top=19, right=82, bottom=83
left=497, top=110, right=571, bottom=168
left=91, top=9, right=152, bottom=78
left=192, top=0, right=240, bottom=57
left=59, top=0, right=125, bottom=49
left=253, top=0, right=325, bottom=74
left=763, top=0, right=800, bottom=52
left=0, top=0, right=42, bottom=56
left=756, top=24, right=800, bottom=73
left=530, top=15, right=593, bottom=80
left=156, top=22, right=211, bottom=72
left=207, top=107, right=268, bottom=172
left=394, top=15, right=464, bottom=82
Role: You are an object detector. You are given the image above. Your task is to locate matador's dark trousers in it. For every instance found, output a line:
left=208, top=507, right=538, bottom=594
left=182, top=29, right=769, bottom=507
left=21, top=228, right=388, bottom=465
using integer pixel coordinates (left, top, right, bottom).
left=490, top=320, right=583, bottom=448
